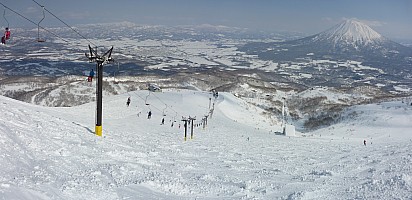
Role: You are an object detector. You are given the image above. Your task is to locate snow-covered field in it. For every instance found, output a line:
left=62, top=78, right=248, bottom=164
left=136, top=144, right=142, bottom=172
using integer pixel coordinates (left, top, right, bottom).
left=0, top=90, right=412, bottom=199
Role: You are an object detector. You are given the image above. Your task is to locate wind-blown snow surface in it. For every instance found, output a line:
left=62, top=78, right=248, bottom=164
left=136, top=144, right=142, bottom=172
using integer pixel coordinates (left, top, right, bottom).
left=0, top=90, right=412, bottom=199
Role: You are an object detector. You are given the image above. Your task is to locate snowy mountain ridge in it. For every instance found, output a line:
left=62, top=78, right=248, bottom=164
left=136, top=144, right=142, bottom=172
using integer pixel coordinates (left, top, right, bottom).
left=315, top=19, right=385, bottom=46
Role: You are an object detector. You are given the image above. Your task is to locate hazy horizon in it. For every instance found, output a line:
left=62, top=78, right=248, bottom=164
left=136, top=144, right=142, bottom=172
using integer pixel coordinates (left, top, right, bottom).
left=1, top=0, right=412, bottom=40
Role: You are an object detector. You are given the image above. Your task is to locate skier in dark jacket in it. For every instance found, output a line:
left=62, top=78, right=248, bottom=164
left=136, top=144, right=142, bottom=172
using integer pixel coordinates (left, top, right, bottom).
left=88, top=69, right=95, bottom=82
left=126, top=97, right=131, bottom=107
left=147, top=111, right=152, bottom=119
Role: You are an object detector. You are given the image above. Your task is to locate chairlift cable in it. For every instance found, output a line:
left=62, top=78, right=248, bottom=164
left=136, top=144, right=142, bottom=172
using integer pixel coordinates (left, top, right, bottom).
left=135, top=89, right=210, bottom=128
left=31, top=0, right=97, bottom=46
left=150, top=92, right=198, bottom=122
left=135, top=89, right=211, bottom=122
left=0, top=2, right=69, bottom=43
left=144, top=91, right=151, bottom=105
left=3, top=8, right=9, bottom=27
left=37, top=6, right=45, bottom=42
left=113, top=62, right=120, bottom=83
left=162, top=104, right=168, bottom=116
left=133, top=91, right=173, bottom=114
left=151, top=91, right=171, bottom=114
left=151, top=92, right=168, bottom=107
left=150, top=91, right=179, bottom=115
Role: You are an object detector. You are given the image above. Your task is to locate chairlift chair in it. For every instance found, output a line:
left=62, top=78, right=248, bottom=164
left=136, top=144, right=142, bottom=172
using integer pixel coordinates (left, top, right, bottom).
left=162, top=104, right=168, bottom=116
left=173, top=111, right=178, bottom=123
left=2, top=9, right=11, bottom=43
left=145, top=91, right=151, bottom=106
left=37, top=6, right=46, bottom=42
left=113, top=62, right=120, bottom=84
left=3, top=9, right=9, bottom=28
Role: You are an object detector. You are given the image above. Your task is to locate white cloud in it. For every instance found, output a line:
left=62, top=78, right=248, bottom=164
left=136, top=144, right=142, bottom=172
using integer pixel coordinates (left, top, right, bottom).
left=25, top=6, right=39, bottom=14
left=341, top=17, right=387, bottom=27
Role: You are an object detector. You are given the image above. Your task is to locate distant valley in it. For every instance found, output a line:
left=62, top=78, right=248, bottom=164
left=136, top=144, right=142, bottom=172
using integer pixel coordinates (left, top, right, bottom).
left=1, top=20, right=411, bottom=131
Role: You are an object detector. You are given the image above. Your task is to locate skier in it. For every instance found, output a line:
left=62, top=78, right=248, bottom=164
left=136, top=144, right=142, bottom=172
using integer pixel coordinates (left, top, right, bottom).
left=126, top=97, right=131, bottom=107
left=161, top=118, right=165, bottom=125
left=363, top=139, right=366, bottom=146
left=1, top=28, right=10, bottom=45
left=147, top=111, right=152, bottom=119
left=4, top=28, right=10, bottom=40
left=88, top=69, right=95, bottom=82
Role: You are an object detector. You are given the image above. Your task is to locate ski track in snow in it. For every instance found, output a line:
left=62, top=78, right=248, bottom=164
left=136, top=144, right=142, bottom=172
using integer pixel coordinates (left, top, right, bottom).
left=0, top=90, right=412, bottom=199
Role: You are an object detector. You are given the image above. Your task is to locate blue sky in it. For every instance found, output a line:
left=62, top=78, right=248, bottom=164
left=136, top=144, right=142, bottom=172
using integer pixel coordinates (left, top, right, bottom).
left=2, top=0, right=412, bottom=40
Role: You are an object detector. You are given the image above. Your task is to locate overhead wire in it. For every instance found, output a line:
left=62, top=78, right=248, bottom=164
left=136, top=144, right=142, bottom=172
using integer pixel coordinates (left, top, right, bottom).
left=3, top=1, right=210, bottom=127
left=134, top=91, right=162, bottom=113
left=36, top=5, right=45, bottom=42
left=150, top=91, right=181, bottom=117
left=134, top=90, right=209, bottom=128
left=1, top=1, right=97, bottom=46
left=3, top=8, right=9, bottom=27
left=150, top=90, right=212, bottom=125
left=0, top=2, right=69, bottom=43
left=126, top=89, right=212, bottom=129
left=30, top=0, right=96, bottom=46
left=133, top=90, right=198, bottom=124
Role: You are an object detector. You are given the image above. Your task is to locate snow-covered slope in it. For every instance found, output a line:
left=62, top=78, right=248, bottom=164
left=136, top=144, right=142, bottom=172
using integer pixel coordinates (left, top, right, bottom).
left=0, top=90, right=412, bottom=199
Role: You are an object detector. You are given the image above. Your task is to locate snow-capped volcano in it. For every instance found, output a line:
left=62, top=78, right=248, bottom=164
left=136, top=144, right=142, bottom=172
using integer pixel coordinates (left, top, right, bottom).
left=304, top=19, right=412, bottom=58
left=241, top=18, right=412, bottom=74
left=314, top=19, right=385, bottom=47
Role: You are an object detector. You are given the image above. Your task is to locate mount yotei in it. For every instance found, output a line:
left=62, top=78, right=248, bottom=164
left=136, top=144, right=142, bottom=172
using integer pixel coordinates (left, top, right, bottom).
left=242, top=19, right=412, bottom=71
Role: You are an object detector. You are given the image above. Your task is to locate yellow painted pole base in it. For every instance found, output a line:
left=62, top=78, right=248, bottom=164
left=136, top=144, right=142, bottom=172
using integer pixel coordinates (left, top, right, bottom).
left=95, top=125, right=102, bottom=137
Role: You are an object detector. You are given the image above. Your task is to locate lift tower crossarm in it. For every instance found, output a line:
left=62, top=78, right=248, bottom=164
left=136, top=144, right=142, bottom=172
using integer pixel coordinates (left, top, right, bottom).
left=85, top=45, right=114, bottom=137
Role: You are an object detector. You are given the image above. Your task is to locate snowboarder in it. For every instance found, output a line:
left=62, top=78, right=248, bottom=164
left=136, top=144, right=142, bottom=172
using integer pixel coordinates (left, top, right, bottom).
left=126, top=97, right=131, bottom=107
left=363, top=139, right=367, bottom=146
left=88, top=69, right=95, bottom=82
left=147, top=111, right=152, bottom=119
